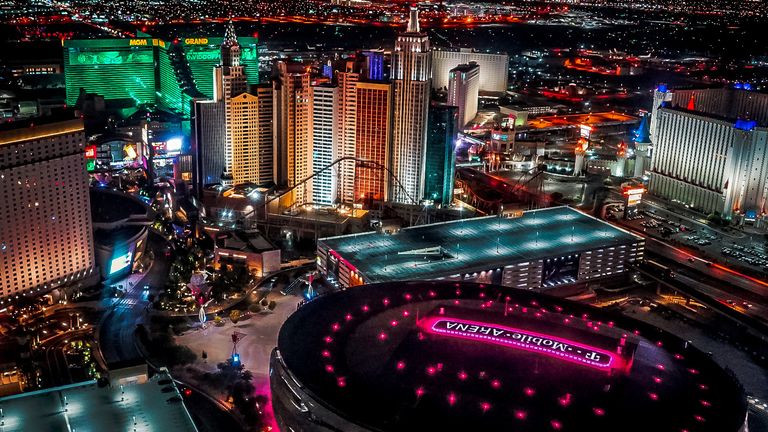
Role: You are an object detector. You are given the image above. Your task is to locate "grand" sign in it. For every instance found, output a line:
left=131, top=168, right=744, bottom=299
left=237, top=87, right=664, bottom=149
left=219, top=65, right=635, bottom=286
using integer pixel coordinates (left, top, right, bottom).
left=423, top=317, right=617, bottom=370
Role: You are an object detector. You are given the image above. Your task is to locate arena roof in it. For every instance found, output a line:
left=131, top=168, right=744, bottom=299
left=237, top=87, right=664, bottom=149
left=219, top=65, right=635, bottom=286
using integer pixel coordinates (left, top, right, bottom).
left=319, top=206, right=642, bottom=282
left=0, top=371, right=198, bottom=432
left=275, top=281, right=747, bottom=432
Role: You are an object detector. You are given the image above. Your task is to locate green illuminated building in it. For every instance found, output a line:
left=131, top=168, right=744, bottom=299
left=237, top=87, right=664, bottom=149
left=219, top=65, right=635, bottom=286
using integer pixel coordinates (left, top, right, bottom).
left=64, top=34, right=259, bottom=118
left=64, top=38, right=158, bottom=107
left=178, top=36, right=259, bottom=100
left=424, top=104, right=458, bottom=206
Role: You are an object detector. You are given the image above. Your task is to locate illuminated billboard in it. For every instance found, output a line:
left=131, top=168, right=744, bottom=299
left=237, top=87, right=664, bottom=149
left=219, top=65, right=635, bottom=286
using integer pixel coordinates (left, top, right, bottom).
left=622, top=186, right=645, bottom=207
left=422, top=317, right=619, bottom=370
left=109, top=249, right=133, bottom=275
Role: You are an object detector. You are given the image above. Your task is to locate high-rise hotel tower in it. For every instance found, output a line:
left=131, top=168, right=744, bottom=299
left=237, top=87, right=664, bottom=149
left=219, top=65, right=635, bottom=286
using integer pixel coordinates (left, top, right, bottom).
left=391, top=7, right=431, bottom=204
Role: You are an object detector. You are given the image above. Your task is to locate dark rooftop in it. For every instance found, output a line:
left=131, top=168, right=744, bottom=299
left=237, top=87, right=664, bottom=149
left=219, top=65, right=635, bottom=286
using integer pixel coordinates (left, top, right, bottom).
left=277, top=281, right=747, bottom=432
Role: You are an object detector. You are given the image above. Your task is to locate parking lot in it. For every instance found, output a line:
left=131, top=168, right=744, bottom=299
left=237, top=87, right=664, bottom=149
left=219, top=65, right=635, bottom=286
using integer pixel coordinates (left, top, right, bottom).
left=612, top=204, right=768, bottom=277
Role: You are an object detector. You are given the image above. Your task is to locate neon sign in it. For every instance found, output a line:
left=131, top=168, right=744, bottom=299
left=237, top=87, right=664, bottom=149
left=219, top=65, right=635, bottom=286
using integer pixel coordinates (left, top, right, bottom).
left=422, top=317, right=618, bottom=370
left=184, top=38, right=209, bottom=45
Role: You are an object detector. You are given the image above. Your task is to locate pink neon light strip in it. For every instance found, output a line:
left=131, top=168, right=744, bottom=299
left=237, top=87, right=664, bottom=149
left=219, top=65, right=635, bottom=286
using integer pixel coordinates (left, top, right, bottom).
left=421, top=317, right=620, bottom=370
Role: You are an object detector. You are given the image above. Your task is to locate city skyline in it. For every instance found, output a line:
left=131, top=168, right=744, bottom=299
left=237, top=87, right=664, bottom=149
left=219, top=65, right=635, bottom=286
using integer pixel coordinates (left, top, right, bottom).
left=0, top=2, right=767, bottom=432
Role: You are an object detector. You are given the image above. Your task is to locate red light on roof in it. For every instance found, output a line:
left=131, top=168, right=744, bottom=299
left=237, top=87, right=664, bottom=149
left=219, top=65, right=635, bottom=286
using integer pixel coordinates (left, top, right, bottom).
left=331, top=323, right=340, bottom=331
left=321, top=350, right=331, bottom=358
left=515, top=410, right=527, bottom=420
left=362, top=305, right=370, bottom=312
left=378, top=332, right=388, bottom=341
left=480, top=402, right=491, bottom=413
left=551, top=419, right=563, bottom=430
left=674, top=353, right=684, bottom=360
left=593, top=407, right=605, bottom=416
left=404, top=293, right=412, bottom=301
left=699, top=384, right=709, bottom=390
left=689, top=368, right=699, bottom=375
left=653, top=376, right=662, bottom=384
left=402, top=310, right=410, bottom=317
left=390, top=320, right=399, bottom=327
left=448, top=392, right=457, bottom=406
left=656, top=341, right=663, bottom=347
left=325, top=364, right=334, bottom=373
left=337, top=377, right=346, bottom=387
left=558, top=393, right=572, bottom=407
left=345, top=313, right=353, bottom=321
left=324, top=336, right=333, bottom=344
left=524, top=387, right=536, bottom=397
left=415, top=387, right=425, bottom=398
left=491, top=379, right=501, bottom=389
left=694, top=415, right=705, bottom=422
left=428, top=290, right=437, bottom=297
left=457, top=371, right=468, bottom=381
left=648, top=392, right=659, bottom=401
left=700, top=400, right=711, bottom=407
left=382, top=298, right=390, bottom=306
left=396, top=361, right=406, bottom=371
left=656, top=364, right=665, bottom=371
left=426, top=366, right=437, bottom=376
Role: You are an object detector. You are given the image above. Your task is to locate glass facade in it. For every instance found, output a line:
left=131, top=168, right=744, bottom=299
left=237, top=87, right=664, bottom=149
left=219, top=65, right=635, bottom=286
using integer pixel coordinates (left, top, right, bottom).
left=180, top=37, right=260, bottom=100
left=64, top=36, right=259, bottom=118
left=424, top=104, right=458, bottom=206
left=64, top=39, right=158, bottom=107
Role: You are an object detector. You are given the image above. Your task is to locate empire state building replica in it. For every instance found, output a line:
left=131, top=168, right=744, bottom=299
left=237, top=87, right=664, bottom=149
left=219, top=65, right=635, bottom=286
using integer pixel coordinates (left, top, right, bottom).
left=391, top=7, right=431, bottom=204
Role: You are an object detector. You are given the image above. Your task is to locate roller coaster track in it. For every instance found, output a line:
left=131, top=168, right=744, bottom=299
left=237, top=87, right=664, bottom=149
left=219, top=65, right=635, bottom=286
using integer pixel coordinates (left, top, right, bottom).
left=237, top=156, right=419, bottom=222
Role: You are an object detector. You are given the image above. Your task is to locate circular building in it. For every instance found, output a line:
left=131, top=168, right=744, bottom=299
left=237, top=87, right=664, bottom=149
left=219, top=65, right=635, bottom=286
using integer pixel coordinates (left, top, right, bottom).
left=90, top=189, right=151, bottom=280
left=271, top=281, right=747, bottom=432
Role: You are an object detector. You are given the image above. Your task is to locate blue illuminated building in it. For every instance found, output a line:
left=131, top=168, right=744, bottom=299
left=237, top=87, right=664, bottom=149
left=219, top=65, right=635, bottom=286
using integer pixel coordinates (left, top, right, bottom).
left=364, top=51, right=384, bottom=81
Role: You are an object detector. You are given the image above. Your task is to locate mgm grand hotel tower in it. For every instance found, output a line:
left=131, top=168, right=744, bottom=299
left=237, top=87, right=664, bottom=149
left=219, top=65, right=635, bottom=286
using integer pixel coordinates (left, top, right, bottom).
left=63, top=32, right=259, bottom=118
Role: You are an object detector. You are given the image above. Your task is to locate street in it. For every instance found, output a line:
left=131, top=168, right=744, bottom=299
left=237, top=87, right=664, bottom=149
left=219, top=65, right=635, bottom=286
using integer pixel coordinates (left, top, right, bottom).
left=98, top=231, right=171, bottom=366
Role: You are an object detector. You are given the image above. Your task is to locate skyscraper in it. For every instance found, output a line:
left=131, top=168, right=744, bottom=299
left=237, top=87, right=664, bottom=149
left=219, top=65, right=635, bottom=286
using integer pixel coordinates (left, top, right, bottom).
left=432, top=49, right=509, bottom=93
left=310, top=84, right=340, bottom=205
left=337, top=61, right=362, bottom=204
left=649, top=86, right=768, bottom=220
left=391, top=7, right=431, bottom=204
left=193, top=23, right=272, bottom=190
left=192, top=98, right=226, bottom=189
left=355, top=81, right=393, bottom=203
left=425, top=104, right=458, bottom=206
left=447, top=62, right=480, bottom=128
left=273, top=61, right=311, bottom=199
left=229, top=84, right=274, bottom=186
left=0, top=119, right=96, bottom=300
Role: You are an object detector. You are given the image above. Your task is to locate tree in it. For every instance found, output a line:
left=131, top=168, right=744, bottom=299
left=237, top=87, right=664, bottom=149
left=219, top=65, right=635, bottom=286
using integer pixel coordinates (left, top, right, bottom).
left=229, top=309, right=241, bottom=324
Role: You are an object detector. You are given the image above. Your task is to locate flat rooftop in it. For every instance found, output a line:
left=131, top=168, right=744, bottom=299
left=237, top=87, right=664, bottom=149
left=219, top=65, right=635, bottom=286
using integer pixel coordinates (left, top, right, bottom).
left=525, top=112, right=637, bottom=130
left=0, top=371, right=198, bottom=432
left=319, top=206, right=642, bottom=282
